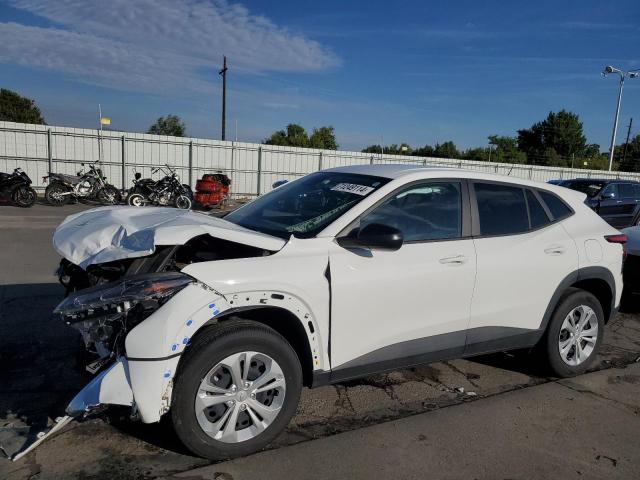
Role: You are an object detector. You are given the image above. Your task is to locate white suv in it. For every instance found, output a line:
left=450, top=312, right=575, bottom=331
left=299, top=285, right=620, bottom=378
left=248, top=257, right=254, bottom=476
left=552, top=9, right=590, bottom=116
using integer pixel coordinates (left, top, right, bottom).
left=51, top=165, right=624, bottom=460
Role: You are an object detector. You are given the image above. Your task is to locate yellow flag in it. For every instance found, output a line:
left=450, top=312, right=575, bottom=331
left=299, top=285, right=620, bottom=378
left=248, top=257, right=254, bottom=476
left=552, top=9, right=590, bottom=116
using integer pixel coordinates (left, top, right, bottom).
left=100, top=117, right=111, bottom=125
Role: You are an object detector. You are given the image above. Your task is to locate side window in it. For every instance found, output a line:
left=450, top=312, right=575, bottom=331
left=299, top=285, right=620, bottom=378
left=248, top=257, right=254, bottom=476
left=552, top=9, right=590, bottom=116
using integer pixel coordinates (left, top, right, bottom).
left=474, top=183, right=528, bottom=235
left=601, top=184, right=618, bottom=198
left=633, top=184, right=640, bottom=198
left=538, top=191, right=572, bottom=220
left=618, top=183, right=635, bottom=198
left=526, top=190, right=551, bottom=229
left=360, top=182, right=462, bottom=242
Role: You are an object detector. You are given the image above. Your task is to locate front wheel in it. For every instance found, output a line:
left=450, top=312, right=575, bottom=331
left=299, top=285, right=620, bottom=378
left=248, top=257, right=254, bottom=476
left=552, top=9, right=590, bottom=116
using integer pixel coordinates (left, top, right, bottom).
left=97, top=185, right=121, bottom=205
left=171, top=320, right=302, bottom=460
left=538, top=288, right=604, bottom=377
left=45, top=183, right=71, bottom=206
left=175, top=194, right=192, bottom=210
left=12, top=186, right=37, bottom=207
left=126, top=193, right=146, bottom=207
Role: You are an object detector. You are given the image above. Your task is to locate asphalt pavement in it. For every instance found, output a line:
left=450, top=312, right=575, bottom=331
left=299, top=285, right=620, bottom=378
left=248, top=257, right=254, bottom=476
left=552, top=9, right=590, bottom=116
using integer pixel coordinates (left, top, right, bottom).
left=1, top=202, right=639, bottom=479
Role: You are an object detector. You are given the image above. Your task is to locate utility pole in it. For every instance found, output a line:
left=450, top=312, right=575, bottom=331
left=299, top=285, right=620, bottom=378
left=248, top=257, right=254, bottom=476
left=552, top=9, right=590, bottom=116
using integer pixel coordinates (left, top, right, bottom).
left=219, top=55, right=228, bottom=140
left=622, top=118, right=633, bottom=165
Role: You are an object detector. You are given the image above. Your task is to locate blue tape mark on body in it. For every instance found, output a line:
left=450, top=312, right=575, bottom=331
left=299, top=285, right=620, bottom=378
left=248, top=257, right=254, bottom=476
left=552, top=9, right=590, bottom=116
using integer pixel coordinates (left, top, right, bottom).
left=163, top=371, right=171, bottom=379
left=182, top=336, right=189, bottom=345
left=209, top=303, right=220, bottom=315
left=171, top=344, right=177, bottom=351
left=186, top=319, right=193, bottom=326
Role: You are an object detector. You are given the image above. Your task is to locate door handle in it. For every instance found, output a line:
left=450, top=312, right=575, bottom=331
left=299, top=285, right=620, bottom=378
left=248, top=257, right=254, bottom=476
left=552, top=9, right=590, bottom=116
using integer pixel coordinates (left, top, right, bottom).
left=544, top=245, right=565, bottom=255
left=439, top=254, right=467, bottom=265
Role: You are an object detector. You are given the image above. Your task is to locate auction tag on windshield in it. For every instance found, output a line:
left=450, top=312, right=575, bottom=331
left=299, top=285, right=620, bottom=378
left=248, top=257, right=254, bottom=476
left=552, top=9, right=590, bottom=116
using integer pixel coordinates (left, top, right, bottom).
left=331, top=183, right=375, bottom=196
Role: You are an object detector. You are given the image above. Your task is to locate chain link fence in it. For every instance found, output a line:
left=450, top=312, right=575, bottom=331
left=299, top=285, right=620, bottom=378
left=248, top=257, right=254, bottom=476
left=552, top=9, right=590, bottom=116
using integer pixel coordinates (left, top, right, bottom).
left=2, top=120, right=640, bottom=197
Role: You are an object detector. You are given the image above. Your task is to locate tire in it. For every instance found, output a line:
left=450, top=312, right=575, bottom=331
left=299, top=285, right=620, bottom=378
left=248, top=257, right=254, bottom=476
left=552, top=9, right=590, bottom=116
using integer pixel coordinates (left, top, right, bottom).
left=97, top=185, right=122, bottom=205
left=126, top=193, right=145, bottom=207
left=538, top=288, right=604, bottom=377
left=175, top=194, right=192, bottom=210
left=45, top=183, right=71, bottom=206
left=171, top=319, right=302, bottom=460
left=11, top=186, right=37, bottom=207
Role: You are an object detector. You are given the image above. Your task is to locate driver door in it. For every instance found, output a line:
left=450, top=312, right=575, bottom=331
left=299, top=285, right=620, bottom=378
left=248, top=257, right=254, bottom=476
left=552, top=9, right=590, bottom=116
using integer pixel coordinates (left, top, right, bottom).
left=328, top=180, right=477, bottom=379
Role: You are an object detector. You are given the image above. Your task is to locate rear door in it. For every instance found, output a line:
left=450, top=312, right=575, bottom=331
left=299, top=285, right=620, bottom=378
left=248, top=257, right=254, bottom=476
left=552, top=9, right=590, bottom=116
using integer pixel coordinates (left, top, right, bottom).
left=616, top=183, right=639, bottom=227
left=596, top=184, right=624, bottom=227
left=465, top=182, right=578, bottom=354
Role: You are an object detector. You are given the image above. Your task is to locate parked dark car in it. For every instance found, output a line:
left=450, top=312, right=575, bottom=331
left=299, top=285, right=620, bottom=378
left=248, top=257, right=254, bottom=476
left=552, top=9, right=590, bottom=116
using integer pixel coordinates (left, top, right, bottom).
left=621, top=225, right=640, bottom=308
left=558, top=179, right=640, bottom=228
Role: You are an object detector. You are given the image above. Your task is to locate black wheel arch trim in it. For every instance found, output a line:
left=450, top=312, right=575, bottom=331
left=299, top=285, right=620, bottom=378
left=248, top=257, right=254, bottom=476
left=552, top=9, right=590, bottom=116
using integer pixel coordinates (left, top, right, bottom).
left=539, top=266, right=616, bottom=332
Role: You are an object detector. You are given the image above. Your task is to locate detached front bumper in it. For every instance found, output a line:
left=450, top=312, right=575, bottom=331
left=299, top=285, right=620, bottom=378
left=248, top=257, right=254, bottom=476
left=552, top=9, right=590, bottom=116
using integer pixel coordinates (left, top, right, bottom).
left=67, top=358, right=134, bottom=416
left=12, top=359, right=134, bottom=461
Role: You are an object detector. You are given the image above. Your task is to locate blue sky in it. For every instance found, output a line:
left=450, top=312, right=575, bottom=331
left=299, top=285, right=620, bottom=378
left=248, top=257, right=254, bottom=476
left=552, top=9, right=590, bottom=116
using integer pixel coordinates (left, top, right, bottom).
left=1, top=0, right=639, bottom=151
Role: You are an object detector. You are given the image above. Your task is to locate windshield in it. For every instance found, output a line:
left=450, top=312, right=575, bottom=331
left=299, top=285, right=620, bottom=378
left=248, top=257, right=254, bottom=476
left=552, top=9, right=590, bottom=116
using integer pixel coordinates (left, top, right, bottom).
left=225, top=172, right=390, bottom=239
left=561, top=180, right=606, bottom=197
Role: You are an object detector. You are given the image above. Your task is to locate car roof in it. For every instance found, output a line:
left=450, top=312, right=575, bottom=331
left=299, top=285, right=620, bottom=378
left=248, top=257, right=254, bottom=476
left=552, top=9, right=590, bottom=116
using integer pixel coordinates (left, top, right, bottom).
left=323, top=163, right=588, bottom=204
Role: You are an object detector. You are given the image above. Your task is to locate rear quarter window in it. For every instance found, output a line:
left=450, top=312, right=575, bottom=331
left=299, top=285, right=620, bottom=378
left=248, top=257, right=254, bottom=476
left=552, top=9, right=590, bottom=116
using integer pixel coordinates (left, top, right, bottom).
left=538, top=191, right=572, bottom=220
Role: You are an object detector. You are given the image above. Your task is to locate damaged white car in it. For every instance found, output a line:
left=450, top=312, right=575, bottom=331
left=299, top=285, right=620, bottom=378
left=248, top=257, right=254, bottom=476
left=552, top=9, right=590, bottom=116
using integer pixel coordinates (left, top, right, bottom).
left=36, top=165, right=625, bottom=460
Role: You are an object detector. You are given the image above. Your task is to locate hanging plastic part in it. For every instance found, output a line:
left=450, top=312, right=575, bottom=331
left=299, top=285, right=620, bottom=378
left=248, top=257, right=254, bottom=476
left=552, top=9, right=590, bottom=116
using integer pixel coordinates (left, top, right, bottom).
left=12, top=416, right=73, bottom=462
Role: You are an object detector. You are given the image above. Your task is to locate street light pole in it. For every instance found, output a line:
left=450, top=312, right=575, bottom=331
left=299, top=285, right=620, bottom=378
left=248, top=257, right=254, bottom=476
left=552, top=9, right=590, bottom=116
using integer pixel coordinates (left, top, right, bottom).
left=603, top=66, right=639, bottom=171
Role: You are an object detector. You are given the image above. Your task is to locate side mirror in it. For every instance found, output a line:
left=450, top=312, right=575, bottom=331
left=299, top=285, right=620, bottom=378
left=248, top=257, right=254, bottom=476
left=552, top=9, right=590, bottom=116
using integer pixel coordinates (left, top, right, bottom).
left=338, top=223, right=403, bottom=251
left=134, top=172, right=142, bottom=180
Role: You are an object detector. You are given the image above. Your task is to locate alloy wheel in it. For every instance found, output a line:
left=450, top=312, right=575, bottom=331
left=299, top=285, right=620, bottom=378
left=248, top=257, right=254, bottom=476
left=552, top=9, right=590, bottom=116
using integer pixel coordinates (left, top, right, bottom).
left=194, top=351, right=286, bottom=443
left=558, top=305, right=598, bottom=366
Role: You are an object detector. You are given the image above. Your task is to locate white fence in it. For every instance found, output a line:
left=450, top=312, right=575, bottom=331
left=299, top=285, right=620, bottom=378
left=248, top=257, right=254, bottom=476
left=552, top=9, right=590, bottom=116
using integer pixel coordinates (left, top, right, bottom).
left=2, top=120, right=640, bottom=197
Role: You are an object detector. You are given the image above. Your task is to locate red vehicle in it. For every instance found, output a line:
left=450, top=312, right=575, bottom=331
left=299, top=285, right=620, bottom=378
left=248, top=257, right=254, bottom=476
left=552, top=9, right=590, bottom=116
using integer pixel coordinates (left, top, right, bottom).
left=193, top=173, right=231, bottom=209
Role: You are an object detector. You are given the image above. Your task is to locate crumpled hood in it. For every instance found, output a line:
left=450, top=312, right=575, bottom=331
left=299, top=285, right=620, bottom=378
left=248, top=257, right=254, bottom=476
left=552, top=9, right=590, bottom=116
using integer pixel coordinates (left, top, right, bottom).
left=53, top=206, right=286, bottom=269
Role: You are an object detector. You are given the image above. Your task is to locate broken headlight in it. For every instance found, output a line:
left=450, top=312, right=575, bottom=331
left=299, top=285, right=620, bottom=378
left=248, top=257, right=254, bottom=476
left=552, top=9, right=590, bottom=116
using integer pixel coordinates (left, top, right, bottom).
left=54, top=272, right=194, bottom=361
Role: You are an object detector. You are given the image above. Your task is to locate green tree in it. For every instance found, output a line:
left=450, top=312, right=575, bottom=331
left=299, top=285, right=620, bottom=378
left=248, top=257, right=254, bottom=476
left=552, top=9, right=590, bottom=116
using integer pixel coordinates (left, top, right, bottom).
left=412, top=144, right=435, bottom=157
left=464, top=147, right=490, bottom=162
left=0, top=88, right=46, bottom=124
left=147, top=114, right=186, bottom=136
left=488, top=135, right=527, bottom=163
left=618, top=134, right=640, bottom=172
left=517, top=110, right=587, bottom=166
left=433, top=141, right=459, bottom=159
left=264, top=123, right=310, bottom=148
left=362, top=144, right=383, bottom=153
left=309, top=126, right=338, bottom=150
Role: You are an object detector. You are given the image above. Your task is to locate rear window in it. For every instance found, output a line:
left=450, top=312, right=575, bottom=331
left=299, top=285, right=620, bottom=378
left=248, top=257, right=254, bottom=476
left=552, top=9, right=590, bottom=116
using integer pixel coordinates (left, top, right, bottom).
left=526, top=190, right=551, bottom=229
left=538, top=191, right=572, bottom=220
left=474, top=183, right=529, bottom=235
left=619, top=183, right=635, bottom=198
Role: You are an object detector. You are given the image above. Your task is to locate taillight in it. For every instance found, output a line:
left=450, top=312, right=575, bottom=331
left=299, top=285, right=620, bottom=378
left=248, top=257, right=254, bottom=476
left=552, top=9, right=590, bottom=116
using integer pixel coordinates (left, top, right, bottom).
left=605, top=234, right=628, bottom=261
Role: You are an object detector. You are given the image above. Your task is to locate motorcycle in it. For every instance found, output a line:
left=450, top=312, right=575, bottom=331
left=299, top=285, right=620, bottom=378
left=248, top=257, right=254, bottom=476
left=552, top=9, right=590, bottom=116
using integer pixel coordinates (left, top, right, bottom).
left=126, top=165, right=193, bottom=209
left=0, top=168, right=37, bottom=207
left=44, top=162, right=121, bottom=206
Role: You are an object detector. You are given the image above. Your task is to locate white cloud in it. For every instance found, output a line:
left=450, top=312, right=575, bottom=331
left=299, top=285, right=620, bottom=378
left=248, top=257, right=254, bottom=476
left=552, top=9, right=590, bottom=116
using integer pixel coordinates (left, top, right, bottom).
left=0, top=0, right=340, bottom=94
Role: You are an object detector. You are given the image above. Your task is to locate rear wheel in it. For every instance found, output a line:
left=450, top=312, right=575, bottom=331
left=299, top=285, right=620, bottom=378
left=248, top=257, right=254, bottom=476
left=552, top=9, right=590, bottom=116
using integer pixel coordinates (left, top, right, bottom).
left=97, top=185, right=121, bottom=205
left=539, top=288, right=604, bottom=377
left=45, top=183, right=71, bottom=206
left=11, top=186, right=37, bottom=207
left=171, top=320, right=302, bottom=460
left=175, top=194, right=192, bottom=210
